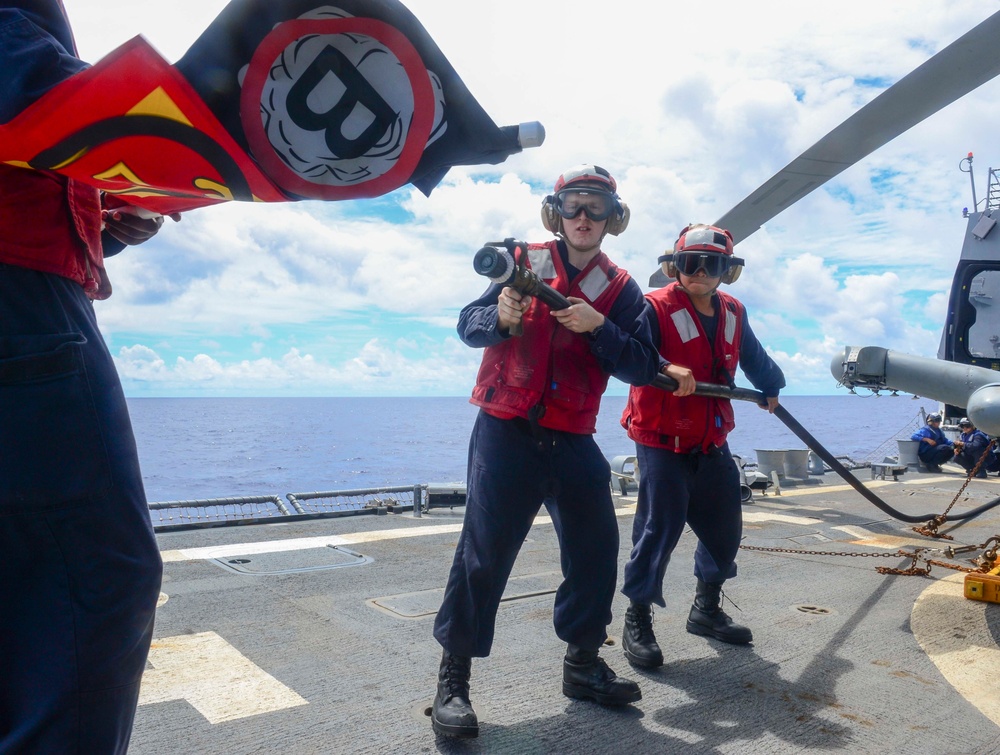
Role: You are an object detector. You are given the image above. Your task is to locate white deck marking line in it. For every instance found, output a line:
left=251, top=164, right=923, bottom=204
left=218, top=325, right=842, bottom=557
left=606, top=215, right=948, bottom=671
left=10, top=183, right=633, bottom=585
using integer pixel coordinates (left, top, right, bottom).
left=161, top=505, right=828, bottom=563
left=161, top=525, right=462, bottom=562
left=912, top=573, right=1000, bottom=726
left=833, top=524, right=934, bottom=550
left=743, top=512, right=821, bottom=526
left=752, top=474, right=961, bottom=498
left=770, top=480, right=895, bottom=497
left=902, top=475, right=957, bottom=485
left=138, top=631, right=308, bottom=723
left=160, top=515, right=587, bottom=562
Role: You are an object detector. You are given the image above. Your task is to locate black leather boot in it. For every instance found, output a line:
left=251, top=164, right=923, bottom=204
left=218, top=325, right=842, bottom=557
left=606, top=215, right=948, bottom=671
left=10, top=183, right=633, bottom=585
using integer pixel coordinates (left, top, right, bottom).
left=431, top=651, right=478, bottom=738
left=686, top=579, right=753, bottom=644
left=563, top=644, right=642, bottom=705
left=622, top=602, right=664, bottom=668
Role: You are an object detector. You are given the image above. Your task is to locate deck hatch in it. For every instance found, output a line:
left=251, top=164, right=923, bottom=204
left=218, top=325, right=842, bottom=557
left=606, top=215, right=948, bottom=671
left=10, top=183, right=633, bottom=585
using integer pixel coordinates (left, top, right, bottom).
left=211, top=544, right=371, bottom=575
left=370, top=571, right=562, bottom=618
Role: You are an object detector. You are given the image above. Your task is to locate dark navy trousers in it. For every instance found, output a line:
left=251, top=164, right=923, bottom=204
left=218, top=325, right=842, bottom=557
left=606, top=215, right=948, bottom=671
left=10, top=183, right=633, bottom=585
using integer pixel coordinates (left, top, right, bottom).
left=955, top=447, right=1000, bottom=474
left=918, top=443, right=955, bottom=467
left=621, top=443, right=741, bottom=607
left=434, top=411, right=618, bottom=657
left=0, top=264, right=163, bottom=755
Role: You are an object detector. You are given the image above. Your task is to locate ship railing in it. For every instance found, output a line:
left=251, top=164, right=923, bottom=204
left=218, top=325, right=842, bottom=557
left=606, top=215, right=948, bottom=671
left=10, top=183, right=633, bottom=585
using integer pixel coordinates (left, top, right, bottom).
left=148, top=483, right=466, bottom=532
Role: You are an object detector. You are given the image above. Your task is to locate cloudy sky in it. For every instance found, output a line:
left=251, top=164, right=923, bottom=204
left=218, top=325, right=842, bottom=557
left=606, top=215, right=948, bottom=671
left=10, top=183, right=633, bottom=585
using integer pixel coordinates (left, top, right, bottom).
left=61, top=0, right=1000, bottom=397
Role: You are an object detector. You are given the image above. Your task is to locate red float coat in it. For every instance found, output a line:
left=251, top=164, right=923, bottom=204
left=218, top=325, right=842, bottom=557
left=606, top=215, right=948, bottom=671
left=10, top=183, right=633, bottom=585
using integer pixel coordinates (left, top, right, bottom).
left=0, top=163, right=109, bottom=298
left=622, top=282, right=745, bottom=452
left=470, top=240, right=630, bottom=434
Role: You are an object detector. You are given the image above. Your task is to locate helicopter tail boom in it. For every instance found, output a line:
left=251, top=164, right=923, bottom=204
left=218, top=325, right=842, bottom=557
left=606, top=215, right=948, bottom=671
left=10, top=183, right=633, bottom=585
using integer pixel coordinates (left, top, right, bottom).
left=831, top=346, right=1000, bottom=435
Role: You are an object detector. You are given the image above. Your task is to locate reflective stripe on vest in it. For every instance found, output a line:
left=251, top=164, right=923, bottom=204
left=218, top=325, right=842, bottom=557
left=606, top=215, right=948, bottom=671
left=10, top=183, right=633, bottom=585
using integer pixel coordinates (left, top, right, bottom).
left=528, top=246, right=612, bottom=302
left=527, top=247, right=557, bottom=279
left=669, top=304, right=737, bottom=345
left=670, top=309, right=699, bottom=343
left=724, top=306, right=737, bottom=344
left=578, top=265, right=612, bottom=302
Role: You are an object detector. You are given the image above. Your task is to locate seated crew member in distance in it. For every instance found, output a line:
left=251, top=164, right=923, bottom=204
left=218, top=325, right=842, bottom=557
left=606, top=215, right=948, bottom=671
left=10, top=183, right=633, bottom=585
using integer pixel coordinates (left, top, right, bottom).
left=952, top=417, right=999, bottom=478
left=910, top=413, right=954, bottom=473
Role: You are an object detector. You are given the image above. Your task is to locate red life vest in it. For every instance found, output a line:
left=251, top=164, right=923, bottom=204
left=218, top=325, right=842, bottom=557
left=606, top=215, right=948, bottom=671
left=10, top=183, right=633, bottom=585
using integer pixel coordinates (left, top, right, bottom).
left=622, top=282, right=745, bottom=452
left=470, top=240, right=630, bottom=434
left=0, top=163, right=109, bottom=298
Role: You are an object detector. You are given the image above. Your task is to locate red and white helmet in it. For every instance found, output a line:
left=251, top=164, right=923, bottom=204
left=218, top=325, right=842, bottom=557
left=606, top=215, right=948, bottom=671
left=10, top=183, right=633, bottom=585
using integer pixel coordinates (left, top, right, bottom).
left=541, top=164, right=630, bottom=236
left=553, top=164, right=618, bottom=194
left=674, top=224, right=734, bottom=255
left=659, top=223, right=744, bottom=285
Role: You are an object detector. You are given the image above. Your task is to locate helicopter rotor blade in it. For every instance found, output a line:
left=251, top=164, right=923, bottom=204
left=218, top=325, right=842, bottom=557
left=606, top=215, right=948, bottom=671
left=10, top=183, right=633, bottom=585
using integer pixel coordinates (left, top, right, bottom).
left=717, top=10, right=1000, bottom=245
left=649, top=10, right=1000, bottom=289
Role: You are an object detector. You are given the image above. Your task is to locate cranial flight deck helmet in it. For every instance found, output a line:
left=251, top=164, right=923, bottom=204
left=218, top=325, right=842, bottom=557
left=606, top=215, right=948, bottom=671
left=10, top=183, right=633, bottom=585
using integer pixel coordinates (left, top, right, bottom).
left=658, top=223, right=744, bottom=285
left=541, top=164, right=630, bottom=237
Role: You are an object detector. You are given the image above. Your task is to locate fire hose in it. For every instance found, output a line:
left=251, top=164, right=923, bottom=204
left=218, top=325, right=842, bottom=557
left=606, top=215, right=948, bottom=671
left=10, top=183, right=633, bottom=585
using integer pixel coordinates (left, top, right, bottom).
left=474, top=239, right=1000, bottom=526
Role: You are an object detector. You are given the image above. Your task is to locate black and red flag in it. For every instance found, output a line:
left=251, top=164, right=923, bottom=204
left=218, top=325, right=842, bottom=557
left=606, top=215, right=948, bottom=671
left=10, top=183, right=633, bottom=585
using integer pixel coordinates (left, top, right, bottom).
left=0, top=0, right=542, bottom=216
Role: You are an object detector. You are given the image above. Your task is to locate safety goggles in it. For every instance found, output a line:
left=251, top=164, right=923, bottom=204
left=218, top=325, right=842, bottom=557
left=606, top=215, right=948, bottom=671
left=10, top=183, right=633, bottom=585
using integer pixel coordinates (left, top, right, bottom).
left=552, top=189, right=618, bottom=221
left=672, top=252, right=733, bottom=278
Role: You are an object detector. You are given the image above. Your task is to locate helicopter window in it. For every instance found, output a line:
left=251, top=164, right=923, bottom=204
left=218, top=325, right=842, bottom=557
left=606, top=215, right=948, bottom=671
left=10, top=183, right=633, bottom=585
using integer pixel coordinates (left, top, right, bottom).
left=966, top=270, right=1000, bottom=358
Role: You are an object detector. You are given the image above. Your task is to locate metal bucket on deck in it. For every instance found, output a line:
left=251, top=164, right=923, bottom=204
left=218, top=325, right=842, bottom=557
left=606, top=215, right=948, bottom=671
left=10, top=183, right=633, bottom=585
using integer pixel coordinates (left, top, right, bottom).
left=896, top=439, right=921, bottom=468
left=783, top=449, right=810, bottom=479
left=807, top=451, right=825, bottom=475
left=755, top=450, right=785, bottom=478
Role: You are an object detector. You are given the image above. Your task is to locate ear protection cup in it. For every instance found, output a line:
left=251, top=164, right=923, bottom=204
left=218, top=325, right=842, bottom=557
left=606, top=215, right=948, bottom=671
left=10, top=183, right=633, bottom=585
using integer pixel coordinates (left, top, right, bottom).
left=540, top=196, right=561, bottom=234
left=721, top=265, right=742, bottom=284
left=604, top=202, right=629, bottom=236
left=659, top=253, right=678, bottom=279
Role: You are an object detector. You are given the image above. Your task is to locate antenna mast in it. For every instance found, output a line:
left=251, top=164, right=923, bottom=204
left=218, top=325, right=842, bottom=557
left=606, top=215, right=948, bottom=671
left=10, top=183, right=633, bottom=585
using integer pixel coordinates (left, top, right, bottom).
left=988, top=166, right=1000, bottom=212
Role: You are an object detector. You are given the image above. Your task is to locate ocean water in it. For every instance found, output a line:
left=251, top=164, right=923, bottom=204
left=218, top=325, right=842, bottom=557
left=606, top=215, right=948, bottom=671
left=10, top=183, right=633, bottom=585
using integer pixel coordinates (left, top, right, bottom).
left=127, top=394, right=940, bottom=503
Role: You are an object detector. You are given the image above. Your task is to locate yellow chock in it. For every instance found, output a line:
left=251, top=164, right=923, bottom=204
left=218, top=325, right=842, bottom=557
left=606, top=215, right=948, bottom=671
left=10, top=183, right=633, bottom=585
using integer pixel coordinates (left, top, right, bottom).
left=964, top=564, right=1000, bottom=603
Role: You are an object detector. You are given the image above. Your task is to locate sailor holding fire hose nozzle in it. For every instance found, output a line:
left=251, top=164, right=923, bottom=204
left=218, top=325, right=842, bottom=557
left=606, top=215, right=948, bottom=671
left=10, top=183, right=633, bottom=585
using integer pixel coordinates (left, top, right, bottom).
left=431, top=165, right=662, bottom=738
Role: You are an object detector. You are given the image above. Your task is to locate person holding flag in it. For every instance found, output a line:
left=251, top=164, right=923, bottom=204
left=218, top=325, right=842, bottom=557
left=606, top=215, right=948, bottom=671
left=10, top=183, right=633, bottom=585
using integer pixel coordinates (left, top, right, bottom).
left=431, top=165, right=661, bottom=739
left=0, top=3, right=167, bottom=752
left=1, top=1, right=543, bottom=751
